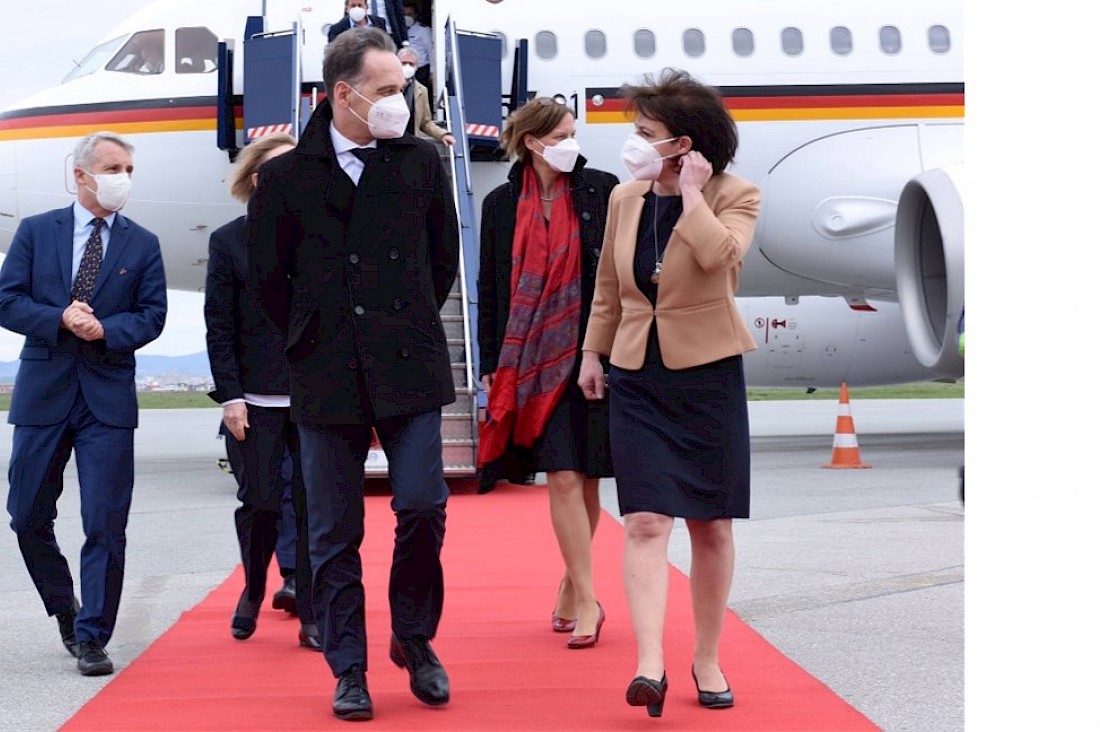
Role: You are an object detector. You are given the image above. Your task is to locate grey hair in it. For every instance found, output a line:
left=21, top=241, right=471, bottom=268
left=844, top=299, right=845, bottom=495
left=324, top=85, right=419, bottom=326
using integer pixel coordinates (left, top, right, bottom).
left=73, top=131, right=134, bottom=169
left=323, top=27, right=397, bottom=93
left=397, top=46, right=418, bottom=65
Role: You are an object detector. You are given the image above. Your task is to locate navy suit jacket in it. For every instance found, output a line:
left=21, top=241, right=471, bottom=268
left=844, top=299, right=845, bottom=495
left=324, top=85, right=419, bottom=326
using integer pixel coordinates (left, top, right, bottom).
left=0, top=204, right=168, bottom=429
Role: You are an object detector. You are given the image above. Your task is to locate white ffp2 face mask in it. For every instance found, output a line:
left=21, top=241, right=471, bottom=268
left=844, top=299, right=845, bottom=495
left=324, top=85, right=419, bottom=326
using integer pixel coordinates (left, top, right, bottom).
left=620, top=133, right=678, bottom=180
left=82, top=170, right=132, bottom=211
left=348, top=7, right=367, bottom=23
left=348, top=86, right=411, bottom=139
left=536, top=138, right=581, bottom=173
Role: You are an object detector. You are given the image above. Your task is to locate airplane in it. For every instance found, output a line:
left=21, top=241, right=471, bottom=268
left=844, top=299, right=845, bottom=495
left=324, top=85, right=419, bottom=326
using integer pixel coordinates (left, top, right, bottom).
left=0, top=0, right=963, bottom=471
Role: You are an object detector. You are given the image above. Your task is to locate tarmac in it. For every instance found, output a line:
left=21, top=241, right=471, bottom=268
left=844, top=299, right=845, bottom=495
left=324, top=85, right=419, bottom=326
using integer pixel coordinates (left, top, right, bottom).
left=0, top=399, right=963, bottom=731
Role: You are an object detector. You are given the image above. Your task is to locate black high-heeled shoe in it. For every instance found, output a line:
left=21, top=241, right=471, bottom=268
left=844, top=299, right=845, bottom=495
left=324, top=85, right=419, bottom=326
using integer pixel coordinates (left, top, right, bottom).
left=692, top=667, right=734, bottom=709
left=626, top=673, right=668, bottom=718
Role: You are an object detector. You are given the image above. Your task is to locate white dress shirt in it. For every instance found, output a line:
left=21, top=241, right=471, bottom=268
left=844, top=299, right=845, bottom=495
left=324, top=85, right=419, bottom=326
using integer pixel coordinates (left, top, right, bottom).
left=330, top=121, right=378, bottom=186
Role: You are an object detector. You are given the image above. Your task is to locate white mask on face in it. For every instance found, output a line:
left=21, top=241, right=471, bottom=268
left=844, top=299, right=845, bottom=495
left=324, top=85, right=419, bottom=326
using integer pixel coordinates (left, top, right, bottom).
left=536, top=138, right=581, bottom=173
left=404, top=15, right=415, bottom=27
left=348, top=6, right=367, bottom=23
left=81, top=170, right=132, bottom=212
left=348, top=85, right=411, bottom=139
left=620, top=133, right=679, bottom=180
left=401, top=63, right=416, bottom=80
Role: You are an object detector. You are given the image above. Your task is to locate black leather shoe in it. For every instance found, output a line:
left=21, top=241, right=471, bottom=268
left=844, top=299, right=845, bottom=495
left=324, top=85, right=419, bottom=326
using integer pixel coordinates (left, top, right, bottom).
left=693, top=667, right=735, bottom=709
left=77, top=641, right=114, bottom=676
left=626, top=673, right=668, bottom=718
left=56, top=600, right=81, bottom=658
left=389, top=636, right=450, bottom=706
left=272, top=575, right=297, bottom=614
left=231, top=591, right=260, bottom=640
left=299, top=623, right=322, bottom=652
left=332, top=666, right=373, bottom=721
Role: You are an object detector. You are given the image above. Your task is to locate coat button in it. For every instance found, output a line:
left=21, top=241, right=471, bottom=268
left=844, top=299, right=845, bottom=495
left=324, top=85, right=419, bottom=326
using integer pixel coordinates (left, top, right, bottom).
left=588, top=186, right=596, bottom=193
left=354, top=305, right=365, bottom=316
left=349, top=253, right=360, bottom=264
left=392, top=297, right=405, bottom=310
left=399, top=347, right=410, bottom=359
left=346, top=358, right=358, bottom=370
left=388, top=247, right=399, bottom=260
left=591, top=247, right=601, bottom=258
left=581, top=211, right=592, bottom=222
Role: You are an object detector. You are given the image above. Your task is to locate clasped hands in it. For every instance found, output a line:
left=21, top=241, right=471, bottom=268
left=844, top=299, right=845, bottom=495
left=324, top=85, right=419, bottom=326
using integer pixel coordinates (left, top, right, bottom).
left=62, top=300, right=104, bottom=341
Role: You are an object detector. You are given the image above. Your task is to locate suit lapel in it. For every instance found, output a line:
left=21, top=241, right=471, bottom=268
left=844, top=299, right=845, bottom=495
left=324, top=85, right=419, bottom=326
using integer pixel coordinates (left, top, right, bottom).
left=57, top=206, right=76, bottom=295
left=617, top=190, right=648, bottom=295
left=90, top=215, right=131, bottom=301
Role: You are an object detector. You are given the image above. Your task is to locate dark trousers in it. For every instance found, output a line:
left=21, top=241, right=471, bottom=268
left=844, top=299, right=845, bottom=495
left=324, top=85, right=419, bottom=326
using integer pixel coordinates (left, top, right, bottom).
left=6, top=390, right=134, bottom=646
left=275, top=449, right=297, bottom=571
left=222, top=406, right=313, bottom=624
left=297, top=408, right=448, bottom=677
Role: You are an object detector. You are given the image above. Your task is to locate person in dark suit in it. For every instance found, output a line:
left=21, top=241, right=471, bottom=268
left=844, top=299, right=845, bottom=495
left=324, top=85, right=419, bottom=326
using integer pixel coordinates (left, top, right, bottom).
left=327, top=0, right=397, bottom=44
left=477, top=98, right=617, bottom=649
left=204, top=132, right=321, bottom=652
left=0, top=131, right=167, bottom=677
left=248, top=28, right=459, bottom=722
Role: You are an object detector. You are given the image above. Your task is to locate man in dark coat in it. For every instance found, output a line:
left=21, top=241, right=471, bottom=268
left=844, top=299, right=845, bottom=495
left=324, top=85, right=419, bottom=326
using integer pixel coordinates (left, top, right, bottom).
left=248, top=27, right=459, bottom=722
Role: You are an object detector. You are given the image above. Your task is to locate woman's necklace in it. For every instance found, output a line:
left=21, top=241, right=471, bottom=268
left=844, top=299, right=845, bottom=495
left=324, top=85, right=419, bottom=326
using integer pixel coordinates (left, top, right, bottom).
left=651, top=195, right=669, bottom=284
left=540, top=183, right=568, bottom=202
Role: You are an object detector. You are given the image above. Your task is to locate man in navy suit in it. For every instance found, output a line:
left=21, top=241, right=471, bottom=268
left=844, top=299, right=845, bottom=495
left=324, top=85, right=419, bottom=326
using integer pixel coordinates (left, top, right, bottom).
left=0, top=131, right=167, bottom=677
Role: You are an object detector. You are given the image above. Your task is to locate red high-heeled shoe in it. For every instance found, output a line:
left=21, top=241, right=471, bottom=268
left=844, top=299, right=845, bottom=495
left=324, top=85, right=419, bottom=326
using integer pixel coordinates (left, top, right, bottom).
left=551, top=614, right=577, bottom=633
left=566, top=603, right=605, bottom=649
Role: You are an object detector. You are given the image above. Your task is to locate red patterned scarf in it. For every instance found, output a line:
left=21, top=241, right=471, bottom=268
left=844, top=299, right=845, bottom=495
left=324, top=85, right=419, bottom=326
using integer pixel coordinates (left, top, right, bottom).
left=478, top=165, right=582, bottom=467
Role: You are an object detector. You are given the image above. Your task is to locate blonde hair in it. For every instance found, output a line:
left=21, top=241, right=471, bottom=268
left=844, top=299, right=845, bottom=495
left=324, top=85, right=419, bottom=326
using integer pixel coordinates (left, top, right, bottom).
left=499, top=97, right=573, bottom=165
left=228, top=133, right=296, bottom=202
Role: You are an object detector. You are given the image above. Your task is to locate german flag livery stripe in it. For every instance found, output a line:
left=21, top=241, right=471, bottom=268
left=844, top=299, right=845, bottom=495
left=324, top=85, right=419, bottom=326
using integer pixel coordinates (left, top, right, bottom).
left=0, top=97, right=241, bottom=141
left=586, top=82, right=964, bottom=123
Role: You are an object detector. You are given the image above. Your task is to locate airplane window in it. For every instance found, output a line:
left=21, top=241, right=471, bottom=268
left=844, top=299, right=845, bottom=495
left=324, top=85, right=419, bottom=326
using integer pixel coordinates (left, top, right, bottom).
left=535, top=31, right=558, bottom=60
left=177, top=27, right=219, bottom=73
left=732, top=28, right=754, bottom=57
left=928, top=25, right=951, bottom=54
left=781, top=27, right=804, bottom=56
left=584, top=30, right=607, bottom=59
left=682, top=29, right=705, bottom=58
left=879, top=26, right=902, bottom=55
left=105, top=30, right=166, bottom=75
left=63, top=35, right=127, bottom=83
left=634, top=29, right=656, bottom=59
left=830, top=26, right=853, bottom=55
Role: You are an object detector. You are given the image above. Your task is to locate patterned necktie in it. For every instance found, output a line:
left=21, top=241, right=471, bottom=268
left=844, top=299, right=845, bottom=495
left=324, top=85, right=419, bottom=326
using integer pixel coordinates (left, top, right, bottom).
left=72, top=217, right=106, bottom=302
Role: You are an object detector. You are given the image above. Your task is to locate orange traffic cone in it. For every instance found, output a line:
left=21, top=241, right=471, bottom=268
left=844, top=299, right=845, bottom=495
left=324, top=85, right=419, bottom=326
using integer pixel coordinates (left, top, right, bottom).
left=823, top=383, right=870, bottom=469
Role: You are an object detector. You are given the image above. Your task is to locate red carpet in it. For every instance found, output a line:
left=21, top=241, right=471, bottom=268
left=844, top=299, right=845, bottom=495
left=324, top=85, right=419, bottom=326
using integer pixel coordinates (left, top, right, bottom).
left=63, top=484, right=877, bottom=730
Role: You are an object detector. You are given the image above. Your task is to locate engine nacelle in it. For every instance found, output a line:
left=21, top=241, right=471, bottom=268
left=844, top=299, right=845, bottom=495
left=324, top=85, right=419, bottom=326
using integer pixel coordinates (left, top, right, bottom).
left=894, top=166, right=964, bottom=379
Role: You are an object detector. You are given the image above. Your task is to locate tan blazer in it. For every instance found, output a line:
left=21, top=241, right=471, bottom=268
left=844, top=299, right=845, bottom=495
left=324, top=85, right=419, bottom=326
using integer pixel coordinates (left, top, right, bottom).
left=583, top=173, right=760, bottom=370
left=412, top=81, right=451, bottom=143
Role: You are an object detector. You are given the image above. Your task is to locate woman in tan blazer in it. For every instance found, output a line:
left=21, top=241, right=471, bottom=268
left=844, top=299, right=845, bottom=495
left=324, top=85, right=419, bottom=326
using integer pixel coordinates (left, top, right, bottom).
left=578, top=69, right=760, bottom=717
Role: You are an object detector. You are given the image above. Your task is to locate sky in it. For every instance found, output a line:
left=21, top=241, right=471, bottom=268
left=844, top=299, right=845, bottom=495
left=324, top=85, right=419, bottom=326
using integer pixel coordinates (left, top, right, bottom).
left=0, top=0, right=205, bottom=361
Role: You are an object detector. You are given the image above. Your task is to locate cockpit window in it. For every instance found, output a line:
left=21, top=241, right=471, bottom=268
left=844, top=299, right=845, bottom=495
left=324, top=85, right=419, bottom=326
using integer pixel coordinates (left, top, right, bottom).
left=177, top=27, right=219, bottom=73
left=63, top=35, right=127, bottom=83
left=106, top=30, right=166, bottom=75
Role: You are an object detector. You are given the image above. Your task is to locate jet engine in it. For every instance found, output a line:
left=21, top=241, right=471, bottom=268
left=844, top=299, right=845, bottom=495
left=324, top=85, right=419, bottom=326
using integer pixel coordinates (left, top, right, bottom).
left=894, top=165, right=964, bottom=379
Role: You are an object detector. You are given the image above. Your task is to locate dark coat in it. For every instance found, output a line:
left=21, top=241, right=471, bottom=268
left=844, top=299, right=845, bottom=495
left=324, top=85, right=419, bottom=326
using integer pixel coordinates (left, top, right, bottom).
left=0, top=205, right=167, bottom=429
left=477, top=159, right=618, bottom=378
left=248, top=98, right=459, bottom=424
left=204, top=216, right=290, bottom=403
left=327, top=14, right=389, bottom=43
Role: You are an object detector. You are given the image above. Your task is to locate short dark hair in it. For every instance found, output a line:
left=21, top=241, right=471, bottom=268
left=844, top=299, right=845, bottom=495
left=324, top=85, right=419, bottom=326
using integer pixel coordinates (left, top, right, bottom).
left=323, top=27, right=396, bottom=93
left=621, top=68, right=738, bottom=173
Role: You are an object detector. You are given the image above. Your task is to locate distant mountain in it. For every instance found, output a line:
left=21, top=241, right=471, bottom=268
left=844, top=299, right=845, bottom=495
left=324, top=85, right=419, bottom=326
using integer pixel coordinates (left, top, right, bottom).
left=0, top=351, right=211, bottom=384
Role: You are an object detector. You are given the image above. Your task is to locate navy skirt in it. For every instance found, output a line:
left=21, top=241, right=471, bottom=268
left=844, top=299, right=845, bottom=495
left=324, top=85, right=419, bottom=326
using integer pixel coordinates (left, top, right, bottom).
left=609, top=327, right=750, bottom=519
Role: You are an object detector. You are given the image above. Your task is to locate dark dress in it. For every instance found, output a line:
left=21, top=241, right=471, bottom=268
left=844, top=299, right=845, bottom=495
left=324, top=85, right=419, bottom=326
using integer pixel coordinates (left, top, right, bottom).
left=608, top=193, right=750, bottom=519
left=477, top=160, right=618, bottom=483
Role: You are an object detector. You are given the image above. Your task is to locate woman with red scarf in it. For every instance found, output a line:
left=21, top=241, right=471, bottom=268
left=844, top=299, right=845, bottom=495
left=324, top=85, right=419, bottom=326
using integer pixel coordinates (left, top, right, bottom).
left=477, top=98, right=617, bottom=649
